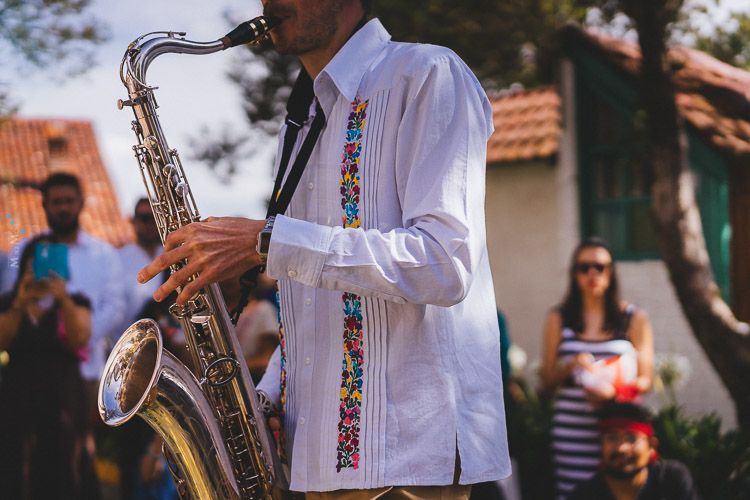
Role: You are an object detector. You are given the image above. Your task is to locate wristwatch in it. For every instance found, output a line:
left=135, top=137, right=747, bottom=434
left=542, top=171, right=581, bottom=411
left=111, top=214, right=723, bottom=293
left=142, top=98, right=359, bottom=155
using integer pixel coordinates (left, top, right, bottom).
left=256, top=216, right=275, bottom=264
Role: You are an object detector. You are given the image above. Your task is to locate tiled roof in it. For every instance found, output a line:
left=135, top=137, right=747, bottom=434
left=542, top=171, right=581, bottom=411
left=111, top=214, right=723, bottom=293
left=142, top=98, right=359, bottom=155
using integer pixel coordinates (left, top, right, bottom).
left=565, top=26, right=750, bottom=156
left=487, top=86, right=562, bottom=164
left=0, top=118, right=134, bottom=253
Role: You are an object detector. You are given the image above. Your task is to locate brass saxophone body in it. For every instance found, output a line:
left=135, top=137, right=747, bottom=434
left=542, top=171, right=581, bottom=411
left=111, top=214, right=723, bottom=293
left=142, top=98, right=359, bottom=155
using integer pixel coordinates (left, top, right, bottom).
left=98, top=16, right=287, bottom=500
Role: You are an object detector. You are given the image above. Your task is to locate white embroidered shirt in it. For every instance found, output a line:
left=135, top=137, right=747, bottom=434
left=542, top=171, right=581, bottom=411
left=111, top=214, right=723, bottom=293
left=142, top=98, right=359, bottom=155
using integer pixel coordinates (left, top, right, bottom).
left=257, top=18, right=511, bottom=492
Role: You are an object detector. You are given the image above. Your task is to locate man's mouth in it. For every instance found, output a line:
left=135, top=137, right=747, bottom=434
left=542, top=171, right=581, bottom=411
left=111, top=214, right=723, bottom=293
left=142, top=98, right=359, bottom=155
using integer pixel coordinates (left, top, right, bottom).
left=608, top=453, right=635, bottom=468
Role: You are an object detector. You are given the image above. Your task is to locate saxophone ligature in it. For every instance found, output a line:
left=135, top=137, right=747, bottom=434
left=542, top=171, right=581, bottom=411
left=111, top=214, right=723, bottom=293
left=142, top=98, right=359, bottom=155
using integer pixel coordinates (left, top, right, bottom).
left=98, top=16, right=287, bottom=500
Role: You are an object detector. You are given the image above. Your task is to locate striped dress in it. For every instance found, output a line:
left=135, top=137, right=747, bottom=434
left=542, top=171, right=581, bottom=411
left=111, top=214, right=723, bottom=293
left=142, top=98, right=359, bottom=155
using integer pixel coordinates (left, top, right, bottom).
left=551, top=304, right=637, bottom=499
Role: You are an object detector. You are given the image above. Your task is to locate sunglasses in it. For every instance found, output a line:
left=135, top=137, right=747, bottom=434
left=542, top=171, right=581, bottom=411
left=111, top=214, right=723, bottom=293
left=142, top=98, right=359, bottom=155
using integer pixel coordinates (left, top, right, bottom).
left=576, top=262, right=610, bottom=274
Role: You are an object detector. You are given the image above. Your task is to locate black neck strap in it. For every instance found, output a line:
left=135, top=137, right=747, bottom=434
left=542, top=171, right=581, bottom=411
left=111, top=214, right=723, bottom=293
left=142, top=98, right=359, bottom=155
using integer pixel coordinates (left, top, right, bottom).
left=230, top=69, right=325, bottom=325
left=267, top=71, right=326, bottom=218
left=230, top=17, right=368, bottom=324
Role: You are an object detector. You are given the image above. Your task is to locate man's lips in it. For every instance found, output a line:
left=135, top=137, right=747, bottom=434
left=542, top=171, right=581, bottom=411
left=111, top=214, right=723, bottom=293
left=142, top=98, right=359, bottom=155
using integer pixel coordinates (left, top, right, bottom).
left=608, top=453, right=636, bottom=468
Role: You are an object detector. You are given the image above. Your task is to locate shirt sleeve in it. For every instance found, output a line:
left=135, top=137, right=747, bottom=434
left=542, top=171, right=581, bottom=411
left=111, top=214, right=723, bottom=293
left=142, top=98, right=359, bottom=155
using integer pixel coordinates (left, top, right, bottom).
left=0, top=242, right=23, bottom=294
left=266, top=51, right=493, bottom=307
left=256, top=345, right=282, bottom=408
left=93, top=243, right=127, bottom=348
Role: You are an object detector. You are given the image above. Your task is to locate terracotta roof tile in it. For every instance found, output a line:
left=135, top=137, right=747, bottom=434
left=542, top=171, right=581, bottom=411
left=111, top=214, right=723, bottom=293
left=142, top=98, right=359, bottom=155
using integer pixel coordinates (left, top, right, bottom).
left=0, top=118, right=134, bottom=253
left=565, top=26, right=750, bottom=157
left=487, top=86, right=562, bottom=164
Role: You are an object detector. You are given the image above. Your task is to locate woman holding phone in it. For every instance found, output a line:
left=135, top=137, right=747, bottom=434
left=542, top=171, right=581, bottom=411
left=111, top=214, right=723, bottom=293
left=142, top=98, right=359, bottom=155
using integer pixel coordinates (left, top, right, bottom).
left=0, top=235, right=100, bottom=499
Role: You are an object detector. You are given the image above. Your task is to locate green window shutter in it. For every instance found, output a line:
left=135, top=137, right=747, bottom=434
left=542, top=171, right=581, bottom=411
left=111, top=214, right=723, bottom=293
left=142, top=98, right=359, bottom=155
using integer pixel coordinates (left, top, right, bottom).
left=689, top=133, right=731, bottom=301
left=574, top=50, right=659, bottom=260
left=572, top=48, right=731, bottom=300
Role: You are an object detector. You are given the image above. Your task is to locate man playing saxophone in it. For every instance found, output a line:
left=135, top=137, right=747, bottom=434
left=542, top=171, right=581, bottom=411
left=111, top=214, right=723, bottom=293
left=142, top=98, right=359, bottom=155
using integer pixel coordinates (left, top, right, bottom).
left=138, top=0, right=511, bottom=498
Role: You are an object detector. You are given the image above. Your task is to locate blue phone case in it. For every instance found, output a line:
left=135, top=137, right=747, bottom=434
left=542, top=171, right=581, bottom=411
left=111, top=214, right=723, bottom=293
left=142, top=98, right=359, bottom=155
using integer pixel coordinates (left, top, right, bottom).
left=33, top=243, right=70, bottom=280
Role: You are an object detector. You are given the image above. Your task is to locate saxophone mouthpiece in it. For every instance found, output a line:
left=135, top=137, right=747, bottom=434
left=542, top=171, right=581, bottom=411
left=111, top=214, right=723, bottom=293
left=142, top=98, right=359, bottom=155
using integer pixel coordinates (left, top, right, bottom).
left=221, top=16, right=282, bottom=49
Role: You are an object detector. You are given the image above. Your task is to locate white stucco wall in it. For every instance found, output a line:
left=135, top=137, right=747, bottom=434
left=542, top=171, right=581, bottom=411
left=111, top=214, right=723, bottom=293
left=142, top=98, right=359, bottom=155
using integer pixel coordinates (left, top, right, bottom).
left=483, top=58, right=737, bottom=430
left=485, top=163, right=737, bottom=429
left=618, top=261, right=737, bottom=429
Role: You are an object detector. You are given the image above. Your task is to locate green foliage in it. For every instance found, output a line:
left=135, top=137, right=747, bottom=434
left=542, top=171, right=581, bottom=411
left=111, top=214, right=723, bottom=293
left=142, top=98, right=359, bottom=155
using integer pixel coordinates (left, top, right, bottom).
left=654, top=405, right=750, bottom=499
left=0, top=0, right=107, bottom=69
left=504, top=380, right=555, bottom=499
left=505, top=379, right=750, bottom=499
left=374, top=0, right=594, bottom=91
left=227, top=37, right=300, bottom=135
left=692, top=11, right=750, bottom=69
left=203, top=0, right=750, bottom=178
left=0, top=0, right=108, bottom=116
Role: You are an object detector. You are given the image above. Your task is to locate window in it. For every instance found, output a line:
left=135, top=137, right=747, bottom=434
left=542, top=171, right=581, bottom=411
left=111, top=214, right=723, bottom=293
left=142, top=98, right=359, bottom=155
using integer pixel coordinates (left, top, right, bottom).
left=577, top=88, right=659, bottom=260
left=572, top=48, right=731, bottom=298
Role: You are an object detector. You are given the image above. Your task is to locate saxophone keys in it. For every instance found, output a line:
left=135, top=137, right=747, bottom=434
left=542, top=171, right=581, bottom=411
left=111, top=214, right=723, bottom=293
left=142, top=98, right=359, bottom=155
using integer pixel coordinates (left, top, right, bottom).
left=204, top=357, right=240, bottom=388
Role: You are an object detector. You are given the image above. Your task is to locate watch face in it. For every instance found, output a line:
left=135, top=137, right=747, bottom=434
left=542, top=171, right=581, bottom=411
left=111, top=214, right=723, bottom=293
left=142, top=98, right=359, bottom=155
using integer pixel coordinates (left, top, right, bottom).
left=259, top=231, right=272, bottom=255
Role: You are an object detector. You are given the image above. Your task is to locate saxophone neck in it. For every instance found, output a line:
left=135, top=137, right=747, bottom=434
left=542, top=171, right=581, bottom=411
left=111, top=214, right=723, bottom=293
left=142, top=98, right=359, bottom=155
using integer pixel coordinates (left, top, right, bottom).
left=124, top=35, right=225, bottom=88
left=122, top=16, right=281, bottom=88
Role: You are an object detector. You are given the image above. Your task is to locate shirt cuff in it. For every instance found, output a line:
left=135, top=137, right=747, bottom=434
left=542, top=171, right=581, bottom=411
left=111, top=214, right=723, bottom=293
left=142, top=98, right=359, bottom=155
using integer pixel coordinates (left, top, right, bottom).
left=265, top=215, right=334, bottom=287
left=256, top=349, right=282, bottom=407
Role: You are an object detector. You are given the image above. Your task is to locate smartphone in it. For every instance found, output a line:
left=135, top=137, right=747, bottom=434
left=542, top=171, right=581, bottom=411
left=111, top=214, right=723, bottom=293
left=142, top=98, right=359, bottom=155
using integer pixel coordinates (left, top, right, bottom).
left=33, top=243, right=70, bottom=280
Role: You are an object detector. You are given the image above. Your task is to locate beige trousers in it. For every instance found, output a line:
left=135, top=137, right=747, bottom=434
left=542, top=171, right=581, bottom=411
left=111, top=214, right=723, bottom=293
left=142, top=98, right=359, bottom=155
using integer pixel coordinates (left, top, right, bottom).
left=304, top=483, right=471, bottom=500
left=304, top=454, right=470, bottom=500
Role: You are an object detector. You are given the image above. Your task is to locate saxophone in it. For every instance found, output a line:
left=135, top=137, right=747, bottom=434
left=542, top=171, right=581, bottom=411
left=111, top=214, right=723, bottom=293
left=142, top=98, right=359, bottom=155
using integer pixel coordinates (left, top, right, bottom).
left=98, top=16, right=287, bottom=500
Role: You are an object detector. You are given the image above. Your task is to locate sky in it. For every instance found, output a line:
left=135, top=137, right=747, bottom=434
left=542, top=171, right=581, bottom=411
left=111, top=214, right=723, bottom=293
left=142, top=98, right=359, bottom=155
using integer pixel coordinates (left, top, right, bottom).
left=7, top=0, right=272, bottom=219
left=5, top=0, right=750, bottom=220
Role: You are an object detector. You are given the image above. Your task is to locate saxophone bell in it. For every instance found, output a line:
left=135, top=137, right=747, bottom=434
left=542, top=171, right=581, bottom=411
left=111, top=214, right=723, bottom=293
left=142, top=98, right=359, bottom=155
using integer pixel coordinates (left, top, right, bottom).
left=100, top=16, right=288, bottom=500
left=99, top=319, right=243, bottom=500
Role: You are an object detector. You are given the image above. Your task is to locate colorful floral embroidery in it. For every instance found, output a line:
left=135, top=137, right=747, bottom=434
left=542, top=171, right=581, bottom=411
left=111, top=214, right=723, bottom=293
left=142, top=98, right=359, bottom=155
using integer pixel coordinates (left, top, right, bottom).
left=340, top=99, right=367, bottom=229
left=275, top=283, right=288, bottom=464
left=337, top=98, right=368, bottom=472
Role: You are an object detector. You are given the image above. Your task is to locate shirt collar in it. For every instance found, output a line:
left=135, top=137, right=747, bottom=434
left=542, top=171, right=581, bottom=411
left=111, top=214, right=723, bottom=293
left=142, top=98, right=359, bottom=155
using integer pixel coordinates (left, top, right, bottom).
left=314, top=18, right=391, bottom=116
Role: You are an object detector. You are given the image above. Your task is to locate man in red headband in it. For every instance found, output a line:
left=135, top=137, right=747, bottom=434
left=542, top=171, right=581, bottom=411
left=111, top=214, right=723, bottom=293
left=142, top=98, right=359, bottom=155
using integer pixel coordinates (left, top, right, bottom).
left=568, top=401, right=701, bottom=500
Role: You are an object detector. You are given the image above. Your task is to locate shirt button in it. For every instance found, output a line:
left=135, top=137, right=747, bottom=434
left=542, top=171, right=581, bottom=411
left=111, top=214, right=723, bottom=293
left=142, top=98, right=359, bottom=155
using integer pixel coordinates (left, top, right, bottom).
left=305, top=357, right=311, bottom=365
left=299, top=417, right=305, bottom=426
left=305, top=298, right=311, bottom=306
left=287, top=270, right=297, bottom=278
left=308, top=182, right=314, bottom=190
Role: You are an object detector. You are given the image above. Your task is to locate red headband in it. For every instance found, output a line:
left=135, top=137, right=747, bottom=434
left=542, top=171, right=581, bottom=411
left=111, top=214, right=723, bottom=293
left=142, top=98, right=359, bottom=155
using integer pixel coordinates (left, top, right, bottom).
left=599, top=417, right=653, bottom=438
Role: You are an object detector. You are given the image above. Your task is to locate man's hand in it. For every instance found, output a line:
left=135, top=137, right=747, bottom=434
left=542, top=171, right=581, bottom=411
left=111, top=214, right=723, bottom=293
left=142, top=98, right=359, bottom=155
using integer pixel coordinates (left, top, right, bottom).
left=137, top=217, right=267, bottom=305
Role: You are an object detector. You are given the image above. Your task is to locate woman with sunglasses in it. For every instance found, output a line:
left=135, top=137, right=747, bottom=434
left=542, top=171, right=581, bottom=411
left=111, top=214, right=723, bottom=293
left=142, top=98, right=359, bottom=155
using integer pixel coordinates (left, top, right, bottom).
left=540, top=237, right=654, bottom=499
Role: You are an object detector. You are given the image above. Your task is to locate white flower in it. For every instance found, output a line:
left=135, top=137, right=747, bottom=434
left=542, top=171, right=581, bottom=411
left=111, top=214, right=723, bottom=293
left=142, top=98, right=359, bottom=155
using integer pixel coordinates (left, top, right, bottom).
left=655, top=352, right=692, bottom=390
left=507, top=344, right=528, bottom=376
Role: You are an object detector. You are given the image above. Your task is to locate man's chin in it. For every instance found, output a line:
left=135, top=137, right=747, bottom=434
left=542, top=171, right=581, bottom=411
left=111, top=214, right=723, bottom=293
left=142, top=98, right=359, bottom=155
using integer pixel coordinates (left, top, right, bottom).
left=49, top=221, right=79, bottom=237
left=604, top=465, right=645, bottom=480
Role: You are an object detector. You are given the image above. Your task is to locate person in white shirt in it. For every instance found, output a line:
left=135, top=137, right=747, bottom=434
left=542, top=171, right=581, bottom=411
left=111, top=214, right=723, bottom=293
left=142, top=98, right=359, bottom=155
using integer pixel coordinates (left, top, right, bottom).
left=117, top=197, right=164, bottom=337
left=137, top=0, right=511, bottom=497
left=3, top=173, right=125, bottom=405
left=0, top=250, right=7, bottom=293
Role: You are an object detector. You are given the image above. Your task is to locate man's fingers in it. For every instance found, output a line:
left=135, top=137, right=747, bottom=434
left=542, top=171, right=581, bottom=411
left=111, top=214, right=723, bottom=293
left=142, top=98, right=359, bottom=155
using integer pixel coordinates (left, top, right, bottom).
left=174, top=272, right=213, bottom=306
left=138, top=246, right=188, bottom=285
left=153, top=259, right=202, bottom=303
left=163, top=225, right=190, bottom=252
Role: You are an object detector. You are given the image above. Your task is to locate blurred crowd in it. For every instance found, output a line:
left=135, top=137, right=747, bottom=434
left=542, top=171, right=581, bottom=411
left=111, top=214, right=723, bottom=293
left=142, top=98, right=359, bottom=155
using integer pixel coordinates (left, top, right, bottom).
left=0, top=172, right=701, bottom=500
left=0, top=173, right=279, bottom=500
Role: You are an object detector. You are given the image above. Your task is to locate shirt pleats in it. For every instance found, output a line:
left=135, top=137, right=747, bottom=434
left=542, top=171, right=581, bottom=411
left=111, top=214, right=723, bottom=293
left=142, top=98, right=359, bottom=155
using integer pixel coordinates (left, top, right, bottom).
left=256, top=18, right=510, bottom=491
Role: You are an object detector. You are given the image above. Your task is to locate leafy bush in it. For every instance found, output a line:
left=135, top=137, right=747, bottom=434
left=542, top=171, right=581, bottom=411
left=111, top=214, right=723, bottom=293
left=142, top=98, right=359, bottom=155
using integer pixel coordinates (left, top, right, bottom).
left=654, top=405, right=750, bottom=500
left=504, top=380, right=555, bottom=499
left=503, top=380, right=750, bottom=499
